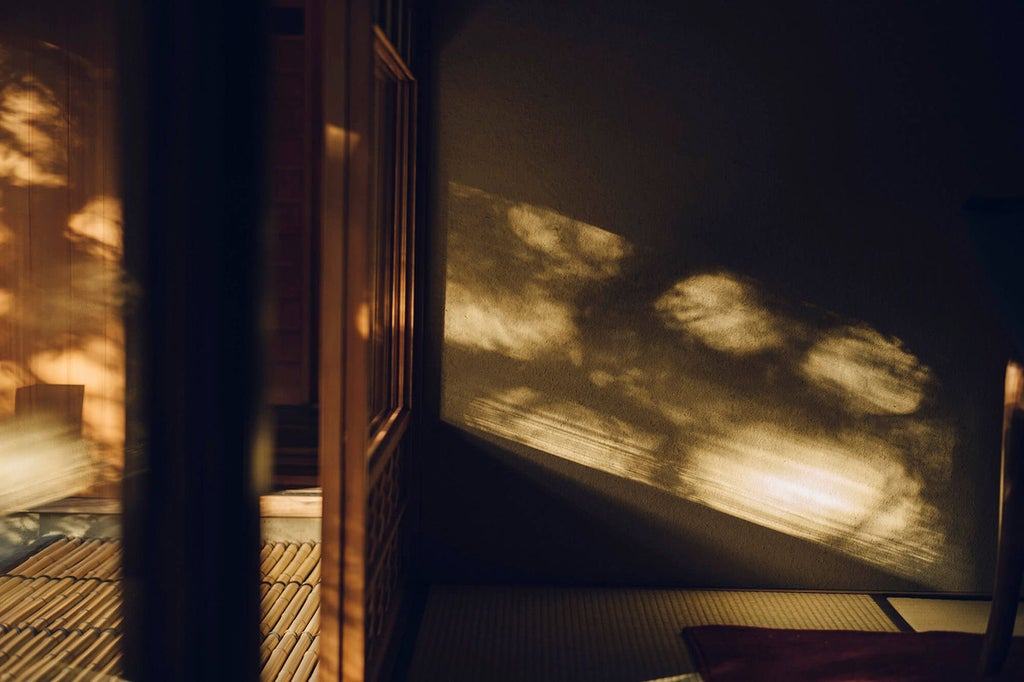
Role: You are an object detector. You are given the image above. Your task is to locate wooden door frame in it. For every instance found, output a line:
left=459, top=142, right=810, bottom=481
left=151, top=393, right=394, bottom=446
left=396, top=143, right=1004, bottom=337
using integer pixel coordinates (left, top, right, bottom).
left=318, top=0, right=373, bottom=679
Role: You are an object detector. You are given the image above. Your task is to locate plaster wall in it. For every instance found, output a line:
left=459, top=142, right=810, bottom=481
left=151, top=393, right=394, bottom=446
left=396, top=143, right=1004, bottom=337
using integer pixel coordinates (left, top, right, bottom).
left=424, top=0, right=1024, bottom=591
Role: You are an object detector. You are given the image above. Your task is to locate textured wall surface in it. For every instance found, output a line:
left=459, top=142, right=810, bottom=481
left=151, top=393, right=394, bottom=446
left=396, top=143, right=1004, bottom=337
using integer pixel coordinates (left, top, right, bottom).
left=424, top=0, right=1024, bottom=591
left=0, top=2, right=123, bottom=498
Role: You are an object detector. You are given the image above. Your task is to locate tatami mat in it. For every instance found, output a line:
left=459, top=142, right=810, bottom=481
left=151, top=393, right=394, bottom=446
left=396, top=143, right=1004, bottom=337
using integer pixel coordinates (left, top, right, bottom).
left=407, top=586, right=898, bottom=682
left=13, top=540, right=1010, bottom=681
left=888, top=597, right=1024, bottom=636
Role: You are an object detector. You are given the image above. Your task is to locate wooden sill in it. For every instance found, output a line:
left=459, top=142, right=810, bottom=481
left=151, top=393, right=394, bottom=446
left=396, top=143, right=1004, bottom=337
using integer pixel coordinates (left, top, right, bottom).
left=260, top=488, right=323, bottom=517
left=29, top=497, right=121, bottom=515
left=28, top=489, right=323, bottom=519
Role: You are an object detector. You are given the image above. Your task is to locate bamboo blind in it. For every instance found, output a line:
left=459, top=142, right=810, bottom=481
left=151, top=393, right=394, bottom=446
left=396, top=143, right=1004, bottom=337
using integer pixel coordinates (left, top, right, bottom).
left=0, top=538, right=322, bottom=680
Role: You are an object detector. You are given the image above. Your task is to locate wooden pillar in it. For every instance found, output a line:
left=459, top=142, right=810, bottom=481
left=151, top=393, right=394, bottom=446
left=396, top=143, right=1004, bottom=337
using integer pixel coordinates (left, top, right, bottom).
left=119, top=1, right=270, bottom=679
left=979, top=357, right=1024, bottom=677
left=318, top=0, right=372, bottom=679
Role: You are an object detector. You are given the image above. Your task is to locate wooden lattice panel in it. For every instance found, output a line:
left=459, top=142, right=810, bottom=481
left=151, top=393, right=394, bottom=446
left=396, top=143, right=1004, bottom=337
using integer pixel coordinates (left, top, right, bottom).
left=366, top=443, right=409, bottom=675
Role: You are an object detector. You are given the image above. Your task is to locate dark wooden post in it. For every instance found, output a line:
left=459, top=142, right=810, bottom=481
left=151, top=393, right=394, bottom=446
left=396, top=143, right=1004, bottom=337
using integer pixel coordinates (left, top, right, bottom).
left=979, top=357, right=1024, bottom=677
left=119, top=1, right=270, bottom=679
left=965, top=197, right=1024, bottom=678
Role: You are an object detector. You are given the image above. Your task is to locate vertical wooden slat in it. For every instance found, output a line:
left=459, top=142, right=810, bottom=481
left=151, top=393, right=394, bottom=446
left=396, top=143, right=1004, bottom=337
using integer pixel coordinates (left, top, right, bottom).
left=317, top=0, right=347, bottom=676
left=319, top=0, right=372, bottom=679
left=343, top=2, right=373, bottom=674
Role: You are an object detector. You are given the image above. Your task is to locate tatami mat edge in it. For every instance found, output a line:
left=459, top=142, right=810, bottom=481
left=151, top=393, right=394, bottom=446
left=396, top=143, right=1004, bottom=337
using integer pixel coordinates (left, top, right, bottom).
left=407, top=586, right=899, bottom=682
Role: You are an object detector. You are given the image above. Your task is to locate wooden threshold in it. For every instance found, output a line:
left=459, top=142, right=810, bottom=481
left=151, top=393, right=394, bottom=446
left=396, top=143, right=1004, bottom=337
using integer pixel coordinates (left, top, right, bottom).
left=28, top=497, right=121, bottom=515
left=260, top=489, right=323, bottom=517
left=27, top=491, right=323, bottom=519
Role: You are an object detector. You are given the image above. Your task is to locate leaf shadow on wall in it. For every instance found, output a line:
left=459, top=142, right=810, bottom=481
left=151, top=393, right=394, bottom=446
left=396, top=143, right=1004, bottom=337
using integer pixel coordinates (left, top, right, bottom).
left=442, top=182, right=968, bottom=591
left=0, top=24, right=124, bottom=506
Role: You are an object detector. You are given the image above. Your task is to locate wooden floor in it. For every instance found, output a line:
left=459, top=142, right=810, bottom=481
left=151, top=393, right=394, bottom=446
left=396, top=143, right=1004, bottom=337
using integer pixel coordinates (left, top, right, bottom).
left=405, top=586, right=1018, bottom=682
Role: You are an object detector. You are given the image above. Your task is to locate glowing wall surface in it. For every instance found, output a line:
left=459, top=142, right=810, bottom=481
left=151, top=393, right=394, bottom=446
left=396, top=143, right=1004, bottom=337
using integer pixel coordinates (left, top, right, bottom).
left=0, top=3, right=123, bottom=506
left=431, top=0, right=1020, bottom=591
left=442, top=184, right=963, bottom=589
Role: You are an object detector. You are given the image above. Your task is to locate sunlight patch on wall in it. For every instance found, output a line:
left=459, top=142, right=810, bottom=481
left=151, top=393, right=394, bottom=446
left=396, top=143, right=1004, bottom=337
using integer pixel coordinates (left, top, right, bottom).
left=1, top=196, right=127, bottom=490
left=442, top=181, right=966, bottom=589
left=507, top=203, right=629, bottom=280
left=0, top=71, right=66, bottom=187
left=0, top=362, right=27, bottom=415
left=461, top=385, right=956, bottom=587
left=444, top=183, right=630, bottom=364
left=654, top=272, right=785, bottom=354
left=0, top=217, right=13, bottom=247
left=325, top=124, right=359, bottom=161
left=445, top=281, right=579, bottom=362
left=30, top=331, right=125, bottom=457
left=681, top=424, right=950, bottom=583
left=465, top=387, right=668, bottom=484
left=0, top=36, right=124, bottom=499
left=66, top=195, right=122, bottom=263
left=801, top=325, right=932, bottom=415
left=0, top=415, right=96, bottom=514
